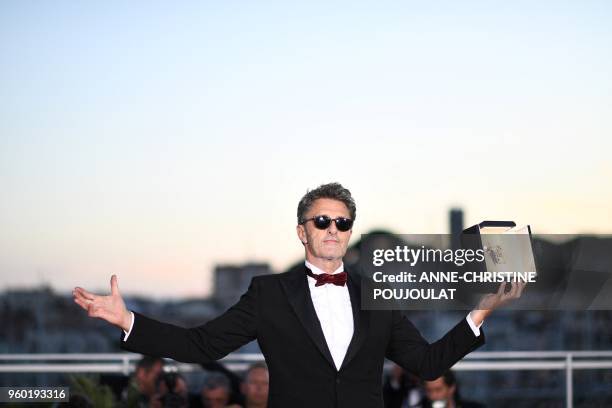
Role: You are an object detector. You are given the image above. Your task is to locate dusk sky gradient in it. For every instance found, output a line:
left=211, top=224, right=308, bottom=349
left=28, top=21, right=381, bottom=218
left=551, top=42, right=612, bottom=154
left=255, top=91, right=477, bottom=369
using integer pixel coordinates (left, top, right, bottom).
left=1, top=1, right=611, bottom=298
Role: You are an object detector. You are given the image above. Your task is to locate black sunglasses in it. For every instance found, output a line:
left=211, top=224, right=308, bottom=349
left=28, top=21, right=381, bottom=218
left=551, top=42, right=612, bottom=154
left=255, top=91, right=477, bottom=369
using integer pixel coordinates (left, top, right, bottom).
left=300, top=215, right=354, bottom=232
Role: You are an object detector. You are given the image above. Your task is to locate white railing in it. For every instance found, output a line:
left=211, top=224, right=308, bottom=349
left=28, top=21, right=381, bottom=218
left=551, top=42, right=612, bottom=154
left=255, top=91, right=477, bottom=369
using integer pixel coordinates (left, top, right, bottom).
left=2, top=351, right=612, bottom=408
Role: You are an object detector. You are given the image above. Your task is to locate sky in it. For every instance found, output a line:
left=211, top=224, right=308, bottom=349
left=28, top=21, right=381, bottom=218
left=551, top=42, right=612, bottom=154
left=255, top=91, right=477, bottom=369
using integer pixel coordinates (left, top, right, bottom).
left=1, top=1, right=611, bottom=298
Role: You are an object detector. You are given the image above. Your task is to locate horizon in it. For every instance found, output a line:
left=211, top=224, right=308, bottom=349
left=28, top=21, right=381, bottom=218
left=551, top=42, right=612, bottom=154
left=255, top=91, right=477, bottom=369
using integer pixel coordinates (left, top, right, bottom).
left=2, top=228, right=608, bottom=299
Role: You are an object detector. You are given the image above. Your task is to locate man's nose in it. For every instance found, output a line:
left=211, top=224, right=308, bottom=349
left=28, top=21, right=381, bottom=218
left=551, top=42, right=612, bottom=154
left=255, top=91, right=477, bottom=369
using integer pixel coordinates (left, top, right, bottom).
left=327, top=220, right=338, bottom=234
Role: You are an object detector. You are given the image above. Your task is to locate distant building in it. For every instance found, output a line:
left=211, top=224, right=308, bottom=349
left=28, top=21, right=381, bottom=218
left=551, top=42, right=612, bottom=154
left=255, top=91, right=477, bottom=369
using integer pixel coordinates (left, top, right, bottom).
left=449, top=208, right=464, bottom=249
left=213, top=263, right=273, bottom=307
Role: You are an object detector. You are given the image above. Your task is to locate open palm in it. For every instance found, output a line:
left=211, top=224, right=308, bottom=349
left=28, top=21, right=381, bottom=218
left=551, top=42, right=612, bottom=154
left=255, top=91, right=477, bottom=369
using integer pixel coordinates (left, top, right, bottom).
left=73, top=275, right=132, bottom=331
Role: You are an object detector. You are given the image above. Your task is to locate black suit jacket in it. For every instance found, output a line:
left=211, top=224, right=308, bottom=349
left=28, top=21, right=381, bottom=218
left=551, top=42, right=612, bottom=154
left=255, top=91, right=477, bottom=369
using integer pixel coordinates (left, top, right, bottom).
left=121, top=264, right=485, bottom=408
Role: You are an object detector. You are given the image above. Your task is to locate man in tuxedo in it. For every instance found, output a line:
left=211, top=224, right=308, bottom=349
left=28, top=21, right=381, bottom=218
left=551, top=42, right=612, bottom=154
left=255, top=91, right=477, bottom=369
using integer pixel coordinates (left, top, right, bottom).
left=74, top=182, right=524, bottom=408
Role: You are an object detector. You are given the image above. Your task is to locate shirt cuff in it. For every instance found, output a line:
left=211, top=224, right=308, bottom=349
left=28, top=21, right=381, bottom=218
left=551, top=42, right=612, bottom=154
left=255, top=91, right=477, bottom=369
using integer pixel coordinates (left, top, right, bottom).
left=122, top=311, right=135, bottom=341
left=466, top=312, right=483, bottom=337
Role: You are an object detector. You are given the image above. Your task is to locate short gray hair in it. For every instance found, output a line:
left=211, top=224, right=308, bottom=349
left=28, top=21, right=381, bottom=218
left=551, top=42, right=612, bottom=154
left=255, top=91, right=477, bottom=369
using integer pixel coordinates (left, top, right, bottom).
left=297, top=182, right=356, bottom=224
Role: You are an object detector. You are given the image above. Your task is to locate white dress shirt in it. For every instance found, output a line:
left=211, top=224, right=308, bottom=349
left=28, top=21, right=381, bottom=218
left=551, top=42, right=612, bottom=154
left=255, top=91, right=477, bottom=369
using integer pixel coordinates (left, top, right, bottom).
left=305, top=260, right=354, bottom=371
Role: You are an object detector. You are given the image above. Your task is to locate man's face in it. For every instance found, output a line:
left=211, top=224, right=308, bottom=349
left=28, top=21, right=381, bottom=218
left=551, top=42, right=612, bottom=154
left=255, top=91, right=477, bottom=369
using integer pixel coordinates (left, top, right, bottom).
left=202, top=387, right=229, bottom=408
left=243, top=367, right=269, bottom=406
left=296, top=198, right=353, bottom=264
left=425, top=377, right=455, bottom=404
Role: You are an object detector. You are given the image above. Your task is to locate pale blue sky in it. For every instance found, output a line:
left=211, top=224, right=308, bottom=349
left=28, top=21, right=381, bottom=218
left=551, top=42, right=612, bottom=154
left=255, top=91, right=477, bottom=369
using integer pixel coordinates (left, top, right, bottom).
left=1, top=1, right=611, bottom=298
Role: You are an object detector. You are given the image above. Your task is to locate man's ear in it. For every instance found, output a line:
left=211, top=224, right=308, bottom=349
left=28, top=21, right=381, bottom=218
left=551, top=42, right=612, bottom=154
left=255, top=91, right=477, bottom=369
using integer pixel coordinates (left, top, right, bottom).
left=296, top=225, right=307, bottom=245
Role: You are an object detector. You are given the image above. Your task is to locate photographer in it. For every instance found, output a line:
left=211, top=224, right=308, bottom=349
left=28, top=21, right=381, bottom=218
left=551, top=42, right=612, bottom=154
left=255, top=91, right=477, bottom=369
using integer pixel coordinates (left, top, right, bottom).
left=150, top=372, right=189, bottom=408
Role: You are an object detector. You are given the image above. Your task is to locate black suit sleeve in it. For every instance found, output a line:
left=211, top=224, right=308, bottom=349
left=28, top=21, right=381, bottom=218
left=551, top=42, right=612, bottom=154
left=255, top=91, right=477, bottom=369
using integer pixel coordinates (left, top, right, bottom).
left=120, top=277, right=259, bottom=363
left=385, top=311, right=484, bottom=381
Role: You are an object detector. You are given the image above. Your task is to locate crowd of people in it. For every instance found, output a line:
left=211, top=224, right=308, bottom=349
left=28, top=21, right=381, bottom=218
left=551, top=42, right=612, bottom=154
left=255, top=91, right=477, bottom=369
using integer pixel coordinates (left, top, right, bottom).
left=116, top=356, right=269, bottom=408
left=65, top=355, right=486, bottom=408
left=90, top=356, right=482, bottom=408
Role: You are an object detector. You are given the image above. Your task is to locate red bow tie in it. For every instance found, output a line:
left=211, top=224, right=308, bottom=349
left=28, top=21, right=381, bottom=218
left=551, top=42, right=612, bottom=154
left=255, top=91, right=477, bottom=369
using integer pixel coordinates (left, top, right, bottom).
left=306, top=268, right=348, bottom=287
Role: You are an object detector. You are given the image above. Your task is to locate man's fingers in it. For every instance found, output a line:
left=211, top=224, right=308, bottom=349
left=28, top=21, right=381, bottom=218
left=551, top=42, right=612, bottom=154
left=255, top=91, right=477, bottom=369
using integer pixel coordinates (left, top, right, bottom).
left=110, top=275, right=120, bottom=296
left=87, top=304, right=97, bottom=317
left=73, top=297, right=89, bottom=311
left=511, top=281, right=522, bottom=297
left=74, top=287, right=97, bottom=302
left=505, top=282, right=517, bottom=298
left=73, top=289, right=91, bottom=304
left=484, top=279, right=527, bottom=311
left=516, top=281, right=527, bottom=297
left=505, top=280, right=526, bottom=300
left=73, top=289, right=83, bottom=301
left=510, top=282, right=520, bottom=298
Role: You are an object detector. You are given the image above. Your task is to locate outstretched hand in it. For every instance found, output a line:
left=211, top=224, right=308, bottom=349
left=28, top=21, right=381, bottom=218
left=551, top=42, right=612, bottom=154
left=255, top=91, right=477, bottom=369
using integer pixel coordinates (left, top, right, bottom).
left=73, top=275, right=132, bottom=332
left=470, top=280, right=526, bottom=325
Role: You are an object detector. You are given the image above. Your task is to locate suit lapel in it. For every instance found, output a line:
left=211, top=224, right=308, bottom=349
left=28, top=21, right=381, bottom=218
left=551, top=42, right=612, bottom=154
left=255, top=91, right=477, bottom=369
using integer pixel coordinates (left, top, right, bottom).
left=280, top=265, right=336, bottom=369
left=339, top=268, right=369, bottom=371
